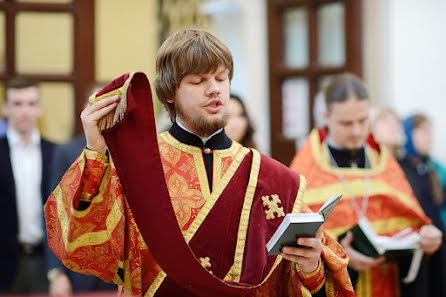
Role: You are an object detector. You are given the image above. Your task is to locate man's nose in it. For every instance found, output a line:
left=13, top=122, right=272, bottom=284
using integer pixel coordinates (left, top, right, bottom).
left=351, top=122, right=362, bottom=136
left=205, top=79, right=221, bottom=96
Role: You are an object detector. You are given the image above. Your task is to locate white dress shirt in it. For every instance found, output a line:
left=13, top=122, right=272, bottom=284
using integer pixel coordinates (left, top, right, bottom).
left=7, top=127, right=44, bottom=245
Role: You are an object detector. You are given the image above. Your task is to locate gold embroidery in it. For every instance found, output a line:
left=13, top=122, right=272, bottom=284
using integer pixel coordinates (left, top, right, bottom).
left=262, top=194, right=285, bottom=220
left=161, top=132, right=251, bottom=244
left=168, top=171, right=204, bottom=229
left=55, top=154, right=123, bottom=253
left=304, top=179, right=423, bottom=221
left=224, top=149, right=261, bottom=282
left=145, top=271, right=167, bottom=297
left=84, top=148, right=109, bottom=163
left=310, top=129, right=387, bottom=176
left=199, top=256, right=213, bottom=273
left=292, top=175, right=306, bottom=214
left=79, top=192, right=94, bottom=202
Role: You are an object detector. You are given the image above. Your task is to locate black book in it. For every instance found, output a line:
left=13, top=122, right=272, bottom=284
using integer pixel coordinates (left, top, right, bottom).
left=266, top=194, right=342, bottom=256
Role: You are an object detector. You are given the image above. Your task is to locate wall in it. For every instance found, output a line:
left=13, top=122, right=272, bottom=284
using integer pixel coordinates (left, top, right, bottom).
left=95, top=0, right=158, bottom=83
left=206, top=0, right=270, bottom=154
left=95, top=0, right=159, bottom=113
left=365, top=0, right=446, bottom=164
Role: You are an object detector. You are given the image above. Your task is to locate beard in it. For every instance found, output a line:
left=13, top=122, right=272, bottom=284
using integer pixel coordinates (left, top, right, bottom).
left=176, top=105, right=228, bottom=138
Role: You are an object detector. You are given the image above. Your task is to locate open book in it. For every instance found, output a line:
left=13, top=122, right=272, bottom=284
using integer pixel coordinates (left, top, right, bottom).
left=266, top=194, right=342, bottom=255
left=343, top=217, right=421, bottom=258
left=341, top=217, right=423, bottom=283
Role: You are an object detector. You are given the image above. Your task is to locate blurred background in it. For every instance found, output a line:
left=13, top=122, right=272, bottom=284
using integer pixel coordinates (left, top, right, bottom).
left=0, top=0, right=445, bottom=165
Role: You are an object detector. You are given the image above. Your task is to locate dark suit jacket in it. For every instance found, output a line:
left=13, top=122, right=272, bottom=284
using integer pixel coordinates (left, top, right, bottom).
left=45, top=135, right=116, bottom=292
left=0, top=135, right=54, bottom=290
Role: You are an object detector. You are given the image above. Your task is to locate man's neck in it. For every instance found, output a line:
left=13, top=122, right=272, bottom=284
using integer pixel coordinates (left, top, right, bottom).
left=176, top=117, right=223, bottom=145
left=7, top=126, right=39, bottom=148
left=169, top=122, right=231, bottom=150
left=326, top=136, right=367, bottom=168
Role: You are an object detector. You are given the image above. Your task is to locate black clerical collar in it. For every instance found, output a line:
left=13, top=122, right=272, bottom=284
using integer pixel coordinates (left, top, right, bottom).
left=168, top=122, right=232, bottom=150
left=327, top=144, right=367, bottom=168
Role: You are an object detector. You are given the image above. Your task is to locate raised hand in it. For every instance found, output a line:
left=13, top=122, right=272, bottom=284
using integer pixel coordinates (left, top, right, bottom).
left=80, top=95, right=120, bottom=154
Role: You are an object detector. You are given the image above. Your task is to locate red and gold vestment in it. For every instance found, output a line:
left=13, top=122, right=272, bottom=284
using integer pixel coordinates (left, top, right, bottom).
left=45, top=73, right=355, bottom=297
left=290, top=129, right=431, bottom=297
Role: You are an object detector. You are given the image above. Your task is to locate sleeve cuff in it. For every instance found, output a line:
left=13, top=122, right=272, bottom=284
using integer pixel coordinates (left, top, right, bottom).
left=84, top=148, right=109, bottom=163
left=78, top=148, right=109, bottom=204
left=295, top=259, right=326, bottom=294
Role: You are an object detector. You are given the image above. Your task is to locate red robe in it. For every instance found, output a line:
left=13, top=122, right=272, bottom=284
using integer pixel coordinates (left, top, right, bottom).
left=45, top=73, right=355, bottom=296
left=290, top=129, right=431, bottom=297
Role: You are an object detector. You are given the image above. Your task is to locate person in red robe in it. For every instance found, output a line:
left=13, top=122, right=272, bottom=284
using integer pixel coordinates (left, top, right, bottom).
left=290, top=73, right=442, bottom=297
left=45, top=29, right=354, bottom=297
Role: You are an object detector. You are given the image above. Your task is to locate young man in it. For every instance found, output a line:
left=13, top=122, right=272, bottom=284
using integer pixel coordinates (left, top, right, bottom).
left=45, top=29, right=354, bottom=296
left=0, top=80, right=54, bottom=293
left=290, top=73, right=443, bottom=297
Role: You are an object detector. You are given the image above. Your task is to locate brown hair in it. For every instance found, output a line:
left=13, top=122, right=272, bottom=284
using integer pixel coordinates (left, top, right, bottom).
left=5, top=79, right=38, bottom=102
left=409, top=113, right=443, bottom=205
left=229, top=93, right=256, bottom=149
left=411, top=113, right=429, bottom=131
left=154, top=28, right=234, bottom=122
left=324, top=72, right=368, bottom=111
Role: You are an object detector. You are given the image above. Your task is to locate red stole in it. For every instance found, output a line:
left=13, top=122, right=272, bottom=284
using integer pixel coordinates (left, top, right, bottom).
left=98, top=73, right=302, bottom=296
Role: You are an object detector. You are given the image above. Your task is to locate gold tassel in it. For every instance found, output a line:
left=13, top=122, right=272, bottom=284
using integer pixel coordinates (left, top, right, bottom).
left=88, top=73, right=134, bottom=132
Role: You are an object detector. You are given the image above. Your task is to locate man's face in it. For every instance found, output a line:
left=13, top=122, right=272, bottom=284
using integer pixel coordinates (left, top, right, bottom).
left=324, top=98, right=370, bottom=150
left=169, top=65, right=230, bottom=137
left=2, top=86, right=41, bottom=134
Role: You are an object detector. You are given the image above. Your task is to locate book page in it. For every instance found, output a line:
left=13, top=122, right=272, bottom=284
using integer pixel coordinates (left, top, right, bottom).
left=319, top=194, right=342, bottom=220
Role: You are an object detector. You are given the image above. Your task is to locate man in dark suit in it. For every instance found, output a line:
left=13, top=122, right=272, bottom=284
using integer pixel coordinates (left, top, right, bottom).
left=0, top=79, right=54, bottom=293
left=46, top=134, right=117, bottom=294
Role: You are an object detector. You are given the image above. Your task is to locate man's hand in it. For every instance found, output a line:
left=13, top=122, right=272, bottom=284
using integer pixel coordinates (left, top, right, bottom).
left=80, top=95, right=120, bottom=154
left=419, top=224, right=442, bottom=254
left=49, top=273, right=72, bottom=297
left=281, top=226, right=324, bottom=274
left=340, top=231, right=385, bottom=271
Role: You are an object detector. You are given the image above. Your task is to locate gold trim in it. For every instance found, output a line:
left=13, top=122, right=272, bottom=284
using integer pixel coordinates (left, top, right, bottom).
left=89, top=73, right=135, bottom=131
left=145, top=271, right=167, bottom=297
left=213, top=151, right=222, bottom=188
left=55, top=152, right=123, bottom=253
left=356, top=269, right=371, bottom=297
left=148, top=134, right=250, bottom=295
left=160, top=132, right=251, bottom=243
left=292, top=174, right=306, bottom=214
left=328, top=216, right=424, bottom=240
left=84, top=148, right=109, bottom=163
left=224, top=149, right=261, bottom=282
left=309, top=129, right=388, bottom=176
left=296, top=258, right=322, bottom=279
left=79, top=192, right=94, bottom=202
left=311, top=277, right=326, bottom=296
left=113, top=274, right=124, bottom=286
left=160, top=132, right=211, bottom=200
left=213, top=142, right=242, bottom=187
left=184, top=147, right=250, bottom=243
left=304, top=179, right=421, bottom=211
left=325, top=273, right=334, bottom=297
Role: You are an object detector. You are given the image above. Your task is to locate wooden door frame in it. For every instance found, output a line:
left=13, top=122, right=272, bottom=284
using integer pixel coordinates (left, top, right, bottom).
left=0, top=0, right=94, bottom=134
left=267, top=0, right=362, bottom=165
